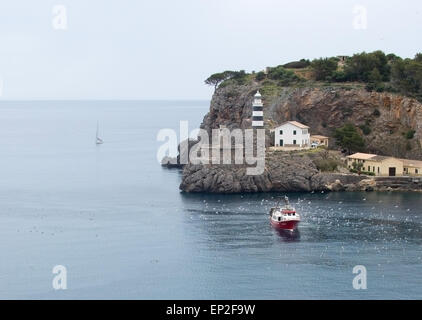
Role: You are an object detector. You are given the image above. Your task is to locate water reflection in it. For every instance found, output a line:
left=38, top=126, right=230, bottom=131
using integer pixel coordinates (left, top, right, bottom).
left=274, top=228, right=301, bottom=242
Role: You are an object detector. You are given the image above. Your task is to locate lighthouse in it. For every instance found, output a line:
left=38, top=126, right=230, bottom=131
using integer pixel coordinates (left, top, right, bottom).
left=252, top=90, right=264, bottom=128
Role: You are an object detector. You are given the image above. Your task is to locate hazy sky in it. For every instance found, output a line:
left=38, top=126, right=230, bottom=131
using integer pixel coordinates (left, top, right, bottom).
left=0, top=0, right=421, bottom=100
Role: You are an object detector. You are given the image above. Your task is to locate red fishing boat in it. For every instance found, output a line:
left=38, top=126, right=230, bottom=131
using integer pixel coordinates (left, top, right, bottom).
left=269, top=196, right=300, bottom=231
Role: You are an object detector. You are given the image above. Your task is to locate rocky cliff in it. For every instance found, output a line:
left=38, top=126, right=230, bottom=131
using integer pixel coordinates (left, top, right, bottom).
left=180, top=150, right=366, bottom=193
left=201, top=84, right=422, bottom=159
left=178, top=83, right=422, bottom=193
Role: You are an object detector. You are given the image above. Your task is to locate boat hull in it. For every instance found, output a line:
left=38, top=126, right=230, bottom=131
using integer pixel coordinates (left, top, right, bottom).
left=270, top=219, right=299, bottom=231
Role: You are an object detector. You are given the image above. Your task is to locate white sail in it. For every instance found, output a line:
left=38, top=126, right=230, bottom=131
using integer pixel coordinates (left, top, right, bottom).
left=96, top=121, right=103, bottom=145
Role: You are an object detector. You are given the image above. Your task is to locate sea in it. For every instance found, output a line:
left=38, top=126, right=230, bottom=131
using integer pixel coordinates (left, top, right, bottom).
left=0, top=100, right=421, bottom=299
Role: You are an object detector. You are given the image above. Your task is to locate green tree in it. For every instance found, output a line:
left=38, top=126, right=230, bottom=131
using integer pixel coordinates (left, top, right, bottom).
left=344, top=51, right=390, bottom=82
left=334, top=123, right=365, bottom=154
left=205, top=72, right=229, bottom=90
left=414, top=53, right=422, bottom=63
left=310, top=58, right=338, bottom=81
left=205, top=70, right=249, bottom=90
left=366, top=68, right=385, bottom=92
left=368, top=68, right=382, bottom=84
left=255, top=71, right=266, bottom=81
left=387, top=53, right=401, bottom=62
left=391, top=58, right=422, bottom=99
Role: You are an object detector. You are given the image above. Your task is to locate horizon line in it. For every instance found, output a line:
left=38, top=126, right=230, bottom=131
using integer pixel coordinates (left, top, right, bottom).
left=0, top=98, right=211, bottom=102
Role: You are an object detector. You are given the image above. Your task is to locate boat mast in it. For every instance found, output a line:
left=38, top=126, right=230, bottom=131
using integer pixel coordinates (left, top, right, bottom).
left=96, top=121, right=103, bottom=145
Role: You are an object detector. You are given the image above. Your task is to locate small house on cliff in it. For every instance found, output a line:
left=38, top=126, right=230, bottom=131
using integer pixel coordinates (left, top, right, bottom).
left=273, top=121, right=310, bottom=149
left=346, top=153, right=422, bottom=177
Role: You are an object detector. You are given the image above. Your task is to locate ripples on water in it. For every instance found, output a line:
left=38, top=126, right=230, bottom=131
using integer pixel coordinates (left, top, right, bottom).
left=1, top=101, right=421, bottom=299
left=180, top=192, right=422, bottom=299
left=184, top=192, right=422, bottom=246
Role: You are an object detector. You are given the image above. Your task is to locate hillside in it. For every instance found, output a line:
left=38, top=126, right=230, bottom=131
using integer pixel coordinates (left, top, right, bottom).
left=201, top=83, right=422, bottom=160
left=176, top=51, right=422, bottom=193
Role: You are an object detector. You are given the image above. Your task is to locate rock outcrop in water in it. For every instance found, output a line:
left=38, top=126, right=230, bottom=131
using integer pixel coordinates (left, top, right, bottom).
left=175, top=83, right=422, bottom=193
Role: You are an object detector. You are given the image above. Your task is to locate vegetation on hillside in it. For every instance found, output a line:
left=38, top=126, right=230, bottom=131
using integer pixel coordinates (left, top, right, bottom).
left=310, top=58, right=338, bottom=81
left=204, top=50, right=422, bottom=101
left=307, top=51, right=422, bottom=100
left=205, top=70, right=249, bottom=90
left=282, top=59, right=310, bottom=69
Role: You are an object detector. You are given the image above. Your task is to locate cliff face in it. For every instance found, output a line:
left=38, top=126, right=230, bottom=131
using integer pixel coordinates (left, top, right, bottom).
left=201, top=85, right=422, bottom=159
left=179, top=84, right=422, bottom=193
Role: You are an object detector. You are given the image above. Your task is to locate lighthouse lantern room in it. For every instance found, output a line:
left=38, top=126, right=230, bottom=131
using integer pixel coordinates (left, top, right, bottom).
left=252, top=90, right=264, bottom=128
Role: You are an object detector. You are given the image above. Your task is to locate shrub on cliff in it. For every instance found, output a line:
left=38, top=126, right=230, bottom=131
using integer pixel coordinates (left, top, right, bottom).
left=314, top=158, right=339, bottom=172
left=405, top=129, right=416, bottom=139
left=334, top=123, right=365, bottom=154
left=283, top=59, right=310, bottom=69
left=255, top=71, right=266, bottom=81
left=331, top=70, right=348, bottom=82
left=359, top=123, right=372, bottom=135
left=391, top=55, right=422, bottom=100
left=266, top=65, right=300, bottom=85
left=415, top=53, right=422, bottom=63
left=343, top=51, right=390, bottom=82
left=365, top=68, right=385, bottom=92
left=310, top=58, right=338, bottom=81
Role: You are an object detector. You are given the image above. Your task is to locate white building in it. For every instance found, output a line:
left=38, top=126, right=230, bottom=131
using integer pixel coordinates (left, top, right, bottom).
left=274, top=121, right=310, bottom=148
left=252, top=90, right=264, bottom=127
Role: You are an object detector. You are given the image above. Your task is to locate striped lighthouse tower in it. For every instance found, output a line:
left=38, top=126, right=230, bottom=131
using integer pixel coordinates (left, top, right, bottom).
left=252, top=90, right=264, bottom=128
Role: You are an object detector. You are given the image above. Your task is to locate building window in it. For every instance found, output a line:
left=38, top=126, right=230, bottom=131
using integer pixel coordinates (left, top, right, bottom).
left=293, top=130, right=296, bottom=135
left=293, top=140, right=297, bottom=145
left=373, top=166, right=375, bottom=172
left=280, top=130, right=283, bottom=135
left=416, top=169, right=419, bottom=174
left=378, top=167, right=380, bottom=174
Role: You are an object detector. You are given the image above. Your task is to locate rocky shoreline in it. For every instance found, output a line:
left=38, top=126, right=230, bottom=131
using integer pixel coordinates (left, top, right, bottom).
left=176, top=149, right=422, bottom=193
left=177, top=163, right=422, bottom=194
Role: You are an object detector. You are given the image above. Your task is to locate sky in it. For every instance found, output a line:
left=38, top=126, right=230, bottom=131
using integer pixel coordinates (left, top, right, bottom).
left=0, top=0, right=421, bottom=100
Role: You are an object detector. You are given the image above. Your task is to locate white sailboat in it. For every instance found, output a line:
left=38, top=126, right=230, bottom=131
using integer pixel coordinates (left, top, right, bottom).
left=96, top=121, right=103, bottom=145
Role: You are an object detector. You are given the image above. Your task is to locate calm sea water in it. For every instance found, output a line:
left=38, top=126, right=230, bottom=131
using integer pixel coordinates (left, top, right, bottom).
left=0, top=101, right=421, bottom=299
